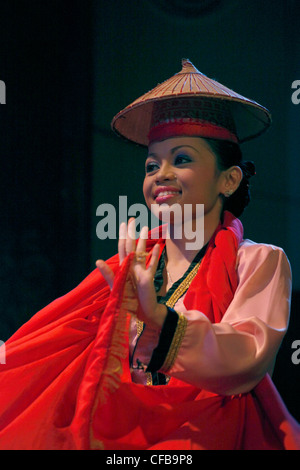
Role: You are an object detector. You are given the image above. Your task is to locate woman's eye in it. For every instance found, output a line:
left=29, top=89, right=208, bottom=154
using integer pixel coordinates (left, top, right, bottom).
left=145, top=162, right=159, bottom=173
left=174, top=154, right=191, bottom=165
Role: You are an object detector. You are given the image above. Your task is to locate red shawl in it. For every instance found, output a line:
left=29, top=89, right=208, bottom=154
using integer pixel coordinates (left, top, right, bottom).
left=0, top=212, right=299, bottom=450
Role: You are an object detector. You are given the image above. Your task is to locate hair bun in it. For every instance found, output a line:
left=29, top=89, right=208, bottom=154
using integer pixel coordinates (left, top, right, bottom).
left=242, top=161, right=256, bottom=179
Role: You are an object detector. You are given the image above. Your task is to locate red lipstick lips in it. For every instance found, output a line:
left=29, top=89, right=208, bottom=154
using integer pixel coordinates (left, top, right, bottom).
left=154, top=186, right=181, bottom=204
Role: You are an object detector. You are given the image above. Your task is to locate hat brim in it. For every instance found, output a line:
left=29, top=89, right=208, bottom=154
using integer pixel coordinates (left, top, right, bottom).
left=112, top=95, right=271, bottom=147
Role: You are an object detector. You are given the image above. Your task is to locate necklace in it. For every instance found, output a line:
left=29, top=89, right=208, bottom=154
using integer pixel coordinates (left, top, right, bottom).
left=166, top=268, right=174, bottom=285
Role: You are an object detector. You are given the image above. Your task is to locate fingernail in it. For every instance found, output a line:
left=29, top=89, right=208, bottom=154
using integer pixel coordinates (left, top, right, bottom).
left=128, top=220, right=136, bottom=239
left=140, top=226, right=149, bottom=239
left=119, top=222, right=126, bottom=239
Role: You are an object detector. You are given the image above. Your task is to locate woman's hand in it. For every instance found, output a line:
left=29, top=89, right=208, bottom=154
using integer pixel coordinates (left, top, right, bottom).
left=96, top=218, right=167, bottom=329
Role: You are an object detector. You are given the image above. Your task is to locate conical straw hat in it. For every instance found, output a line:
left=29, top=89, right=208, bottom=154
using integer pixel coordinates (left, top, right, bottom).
left=111, top=59, right=271, bottom=146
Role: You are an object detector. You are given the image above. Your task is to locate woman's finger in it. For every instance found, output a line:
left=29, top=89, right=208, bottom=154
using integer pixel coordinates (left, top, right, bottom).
left=135, top=226, right=148, bottom=255
left=95, top=259, right=115, bottom=290
left=147, top=243, right=160, bottom=275
left=118, top=222, right=127, bottom=264
left=126, top=218, right=136, bottom=255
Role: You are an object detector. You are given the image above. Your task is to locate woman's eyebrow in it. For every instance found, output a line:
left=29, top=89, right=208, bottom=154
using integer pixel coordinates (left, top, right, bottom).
left=147, top=144, right=198, bottom=159
left=146, top=152, right=157, bottom=159
left=171, top=145, right=198, bottom=154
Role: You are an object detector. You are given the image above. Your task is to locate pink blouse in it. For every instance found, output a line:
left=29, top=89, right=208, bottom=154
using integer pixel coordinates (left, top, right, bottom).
left=129, top=240, right=292, bottom=395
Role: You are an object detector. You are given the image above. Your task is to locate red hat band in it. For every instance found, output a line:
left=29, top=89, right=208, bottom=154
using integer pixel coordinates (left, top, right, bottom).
left=148, top=119, right=238, bottom=144
left=148, top=96, right=238, bottom=144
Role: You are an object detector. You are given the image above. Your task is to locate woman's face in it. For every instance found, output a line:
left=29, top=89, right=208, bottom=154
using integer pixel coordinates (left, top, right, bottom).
left=143, top=136, right=226, bottom=222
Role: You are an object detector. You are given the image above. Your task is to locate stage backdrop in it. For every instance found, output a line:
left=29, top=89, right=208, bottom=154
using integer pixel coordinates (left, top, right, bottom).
left=0, top=0, right=299, bottom=421
left=0, top=1, right=94, bottom=338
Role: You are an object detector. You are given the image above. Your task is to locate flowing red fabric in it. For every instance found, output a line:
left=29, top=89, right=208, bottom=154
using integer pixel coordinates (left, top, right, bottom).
left=0, top=212, right=299, bottom=450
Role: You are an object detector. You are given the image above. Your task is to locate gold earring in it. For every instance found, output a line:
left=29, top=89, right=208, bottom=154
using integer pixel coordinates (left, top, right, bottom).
left=224, top=189, right=233, bottom=197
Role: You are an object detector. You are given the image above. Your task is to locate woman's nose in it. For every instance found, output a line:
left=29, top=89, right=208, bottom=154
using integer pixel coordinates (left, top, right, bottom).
left=155, top=163, right=176, bottom=182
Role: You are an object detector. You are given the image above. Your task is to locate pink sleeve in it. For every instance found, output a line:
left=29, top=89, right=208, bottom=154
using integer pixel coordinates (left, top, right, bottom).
left=166, top=241, right=292, bottom=395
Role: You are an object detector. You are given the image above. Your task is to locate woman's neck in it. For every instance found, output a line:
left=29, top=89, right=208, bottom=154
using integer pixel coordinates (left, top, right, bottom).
left=165, top=213, right=220, bottom=265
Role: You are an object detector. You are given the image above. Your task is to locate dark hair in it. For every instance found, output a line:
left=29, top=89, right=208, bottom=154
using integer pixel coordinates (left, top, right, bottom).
left=205, top=138, right=256, bottom=217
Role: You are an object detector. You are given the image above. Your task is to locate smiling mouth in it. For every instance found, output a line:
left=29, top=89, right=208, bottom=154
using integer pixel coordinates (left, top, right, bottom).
left=154, top=185, right=182, bottom=198
left=154, top=190, right=182, bottom=203
left=156, top=190, right=180, bottom=197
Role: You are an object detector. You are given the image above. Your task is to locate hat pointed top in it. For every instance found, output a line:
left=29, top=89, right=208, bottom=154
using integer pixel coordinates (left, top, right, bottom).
left=179, top=58, right=202, bottom=74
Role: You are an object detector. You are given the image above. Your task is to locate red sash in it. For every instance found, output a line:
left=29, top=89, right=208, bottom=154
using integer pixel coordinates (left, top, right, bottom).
left=0, top=212, right=299, bottom=449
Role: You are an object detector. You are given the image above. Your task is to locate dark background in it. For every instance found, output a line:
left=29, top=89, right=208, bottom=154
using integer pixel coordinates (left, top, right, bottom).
left=0, top=0, right=299, bottom=421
